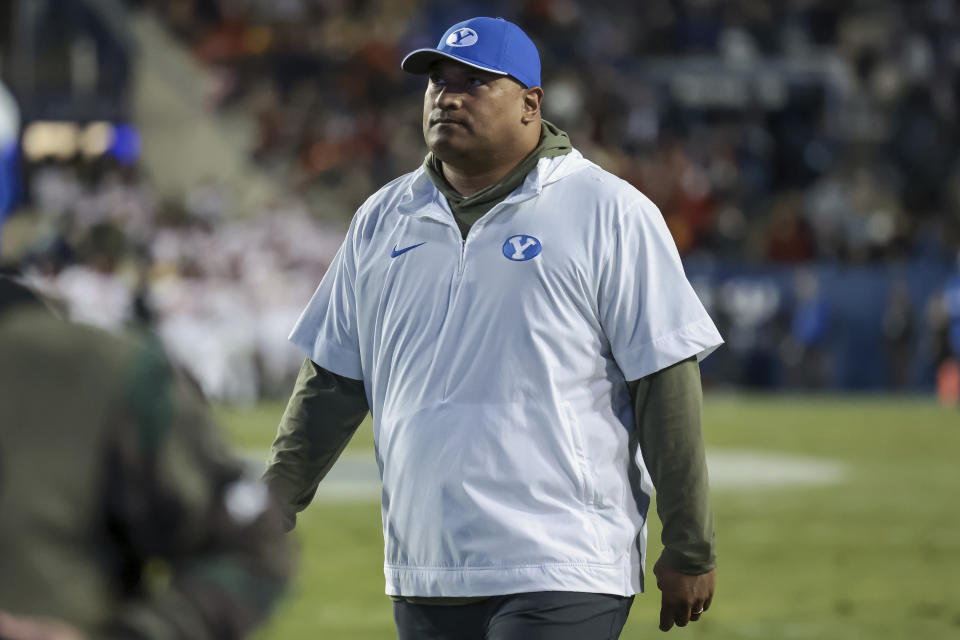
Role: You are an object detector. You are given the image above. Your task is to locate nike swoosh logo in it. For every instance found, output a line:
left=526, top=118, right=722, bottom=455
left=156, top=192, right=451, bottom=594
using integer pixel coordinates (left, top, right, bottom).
left=391, top=242, right=426, bottom=258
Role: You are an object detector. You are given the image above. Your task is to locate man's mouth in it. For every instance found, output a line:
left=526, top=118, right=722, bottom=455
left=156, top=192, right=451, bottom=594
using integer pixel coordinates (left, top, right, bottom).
left=432, top=117, right=467, bottom=127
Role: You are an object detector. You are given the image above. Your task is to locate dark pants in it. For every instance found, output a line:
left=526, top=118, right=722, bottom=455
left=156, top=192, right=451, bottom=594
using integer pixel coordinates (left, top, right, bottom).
left=393, top=591, right=634, bottom=640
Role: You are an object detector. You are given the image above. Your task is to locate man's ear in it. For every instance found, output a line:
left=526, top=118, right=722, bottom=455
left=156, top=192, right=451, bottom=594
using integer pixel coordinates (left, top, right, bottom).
left=521, top=87, right=543, bottom=123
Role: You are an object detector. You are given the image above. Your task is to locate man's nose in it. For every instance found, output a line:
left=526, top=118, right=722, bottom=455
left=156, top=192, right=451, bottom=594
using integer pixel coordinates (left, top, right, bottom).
left=434, top=86, right=463, bottom=108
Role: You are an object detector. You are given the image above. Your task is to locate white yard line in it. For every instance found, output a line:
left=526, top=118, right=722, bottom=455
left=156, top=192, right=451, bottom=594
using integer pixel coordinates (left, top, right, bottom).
left=241, top=449, right=848, bottom=502
left=706, top=450, right=847, bottom=489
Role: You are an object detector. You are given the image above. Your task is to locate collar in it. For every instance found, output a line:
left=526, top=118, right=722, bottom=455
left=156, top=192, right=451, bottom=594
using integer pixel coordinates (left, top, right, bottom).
left=395, top=149, right=589, bottom=223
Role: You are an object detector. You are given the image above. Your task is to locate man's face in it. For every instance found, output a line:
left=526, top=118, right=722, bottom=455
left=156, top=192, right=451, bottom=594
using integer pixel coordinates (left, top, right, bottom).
left=422, top=60, right=529, bottom=166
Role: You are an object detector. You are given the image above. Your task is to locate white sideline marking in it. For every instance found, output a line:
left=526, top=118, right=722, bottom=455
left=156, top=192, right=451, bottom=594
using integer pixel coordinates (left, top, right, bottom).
left=243, top=450, right=848, bottom=502
left=706, top=451, right=847, bottom=489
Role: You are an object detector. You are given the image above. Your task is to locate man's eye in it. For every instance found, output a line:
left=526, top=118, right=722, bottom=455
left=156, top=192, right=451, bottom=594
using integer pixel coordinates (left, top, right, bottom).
left=430, top=77, right=445, bottom=86
left=467, top=77, right=484, bottom=87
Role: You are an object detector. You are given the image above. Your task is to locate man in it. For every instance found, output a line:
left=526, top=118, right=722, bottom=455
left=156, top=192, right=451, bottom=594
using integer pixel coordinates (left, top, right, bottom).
left=265, top=16, right=722, bottom=638
left=0, top=276, right=291, bottom=640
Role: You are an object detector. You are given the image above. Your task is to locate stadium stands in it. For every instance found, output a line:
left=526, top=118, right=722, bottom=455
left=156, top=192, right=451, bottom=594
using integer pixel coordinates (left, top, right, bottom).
left=1, top=0, right=959, bottom=396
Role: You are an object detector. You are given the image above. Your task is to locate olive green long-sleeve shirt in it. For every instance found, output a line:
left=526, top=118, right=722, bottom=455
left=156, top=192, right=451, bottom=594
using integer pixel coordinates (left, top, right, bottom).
left=629, top=357, right=716, bottom=574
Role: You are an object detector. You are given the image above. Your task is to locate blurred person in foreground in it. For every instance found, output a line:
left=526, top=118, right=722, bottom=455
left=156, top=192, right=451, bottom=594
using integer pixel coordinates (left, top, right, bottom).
left=265, top=17, right=721, bottom=638
left=0, top=275, right=291, bottom=640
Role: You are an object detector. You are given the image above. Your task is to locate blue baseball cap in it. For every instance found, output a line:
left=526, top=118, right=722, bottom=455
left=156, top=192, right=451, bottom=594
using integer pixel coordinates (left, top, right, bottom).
left=401, top=17, right=541, bottom=88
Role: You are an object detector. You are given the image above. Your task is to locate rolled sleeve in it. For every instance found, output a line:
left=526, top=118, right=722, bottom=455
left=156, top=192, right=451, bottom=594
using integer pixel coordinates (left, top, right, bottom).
left=598, top=196, right=722, bottom=380
left=288, top=227, right=364, bottom=380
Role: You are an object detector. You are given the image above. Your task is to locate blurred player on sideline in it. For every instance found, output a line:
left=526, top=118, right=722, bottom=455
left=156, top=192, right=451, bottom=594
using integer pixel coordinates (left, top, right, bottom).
left=0, top=275, right=291, bottom=640
left=937, top=253, right=960, bottom=405
left=265, top=16, right=722, bottom=638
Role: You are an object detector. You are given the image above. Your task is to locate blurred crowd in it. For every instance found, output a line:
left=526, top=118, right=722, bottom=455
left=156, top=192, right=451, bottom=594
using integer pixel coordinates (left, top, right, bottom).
left=148, top=0, right=960, bottom=263
left=14, top=157, right=343, bottom=403
left=3, top=0, right=960, bottom=399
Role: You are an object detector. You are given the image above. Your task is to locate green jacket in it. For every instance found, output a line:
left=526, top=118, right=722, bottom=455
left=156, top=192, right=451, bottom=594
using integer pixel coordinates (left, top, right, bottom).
left=0, top=292, right=291, bottom=639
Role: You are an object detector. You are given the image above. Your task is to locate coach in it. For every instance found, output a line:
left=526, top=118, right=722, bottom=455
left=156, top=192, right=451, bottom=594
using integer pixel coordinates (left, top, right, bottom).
left=265, top=16, right=723, bottom=639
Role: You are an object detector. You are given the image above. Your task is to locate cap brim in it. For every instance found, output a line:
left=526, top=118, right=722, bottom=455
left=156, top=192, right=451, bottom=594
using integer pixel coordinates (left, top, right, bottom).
left=401, top=49, right=510, bottom=78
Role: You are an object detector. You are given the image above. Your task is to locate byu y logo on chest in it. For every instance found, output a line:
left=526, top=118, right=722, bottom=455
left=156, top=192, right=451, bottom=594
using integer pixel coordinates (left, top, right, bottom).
left=502, top=235, right=542, bottom=261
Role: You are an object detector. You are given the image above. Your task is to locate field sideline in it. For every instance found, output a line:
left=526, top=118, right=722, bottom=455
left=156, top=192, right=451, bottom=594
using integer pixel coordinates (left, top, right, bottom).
left=215, top=395, right=960, bottom=640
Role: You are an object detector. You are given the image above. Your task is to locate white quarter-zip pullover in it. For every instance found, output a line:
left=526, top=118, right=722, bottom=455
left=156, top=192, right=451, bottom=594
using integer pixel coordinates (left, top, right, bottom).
left=290, top=149, right=723, bottom=597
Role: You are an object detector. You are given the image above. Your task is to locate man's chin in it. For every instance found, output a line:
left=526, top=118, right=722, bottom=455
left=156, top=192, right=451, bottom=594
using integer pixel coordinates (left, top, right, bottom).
left=426, top=135, right=471, bottom=161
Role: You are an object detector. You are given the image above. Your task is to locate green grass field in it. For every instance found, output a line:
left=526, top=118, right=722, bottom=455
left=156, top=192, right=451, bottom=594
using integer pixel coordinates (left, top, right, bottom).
left=215, top=395, right=960, bottom=640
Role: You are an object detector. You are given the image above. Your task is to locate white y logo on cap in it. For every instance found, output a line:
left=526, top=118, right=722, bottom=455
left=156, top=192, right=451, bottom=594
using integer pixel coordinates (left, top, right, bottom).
left=446, top=28, right=478, bottom=47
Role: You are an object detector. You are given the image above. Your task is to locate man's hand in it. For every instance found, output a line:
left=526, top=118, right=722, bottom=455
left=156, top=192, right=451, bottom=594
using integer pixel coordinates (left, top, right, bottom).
left=0, top=612, right=86, bottom=640
left=653, top=555, right=715, bottom=632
